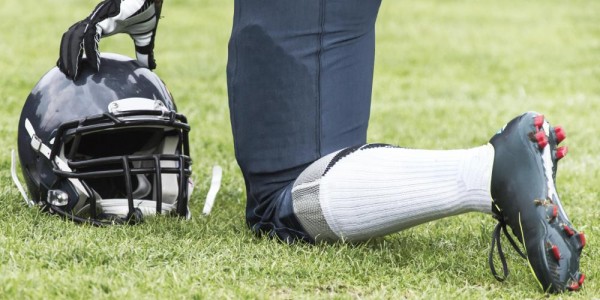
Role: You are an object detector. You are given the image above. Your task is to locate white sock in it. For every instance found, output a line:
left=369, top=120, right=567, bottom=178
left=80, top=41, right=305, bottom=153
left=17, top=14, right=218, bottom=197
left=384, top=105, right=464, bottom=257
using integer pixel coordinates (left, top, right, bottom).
left=292, top=144, right=494, bottom=242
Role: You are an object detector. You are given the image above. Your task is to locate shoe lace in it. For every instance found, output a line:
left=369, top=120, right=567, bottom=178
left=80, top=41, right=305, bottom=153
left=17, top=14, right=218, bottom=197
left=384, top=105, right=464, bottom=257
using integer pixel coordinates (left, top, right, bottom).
left=489, top=214, right=527, bottom=281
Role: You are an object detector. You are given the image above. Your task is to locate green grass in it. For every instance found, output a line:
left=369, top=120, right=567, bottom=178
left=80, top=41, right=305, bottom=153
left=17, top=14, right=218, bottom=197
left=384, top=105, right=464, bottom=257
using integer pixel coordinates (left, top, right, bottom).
left=1, top=0, right=598, bottom=298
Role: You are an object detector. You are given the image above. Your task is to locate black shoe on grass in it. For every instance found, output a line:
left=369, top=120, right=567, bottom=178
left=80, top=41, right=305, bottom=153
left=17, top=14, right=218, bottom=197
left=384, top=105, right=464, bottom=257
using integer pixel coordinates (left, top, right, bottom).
left=488, top=112, right=585, bottom=293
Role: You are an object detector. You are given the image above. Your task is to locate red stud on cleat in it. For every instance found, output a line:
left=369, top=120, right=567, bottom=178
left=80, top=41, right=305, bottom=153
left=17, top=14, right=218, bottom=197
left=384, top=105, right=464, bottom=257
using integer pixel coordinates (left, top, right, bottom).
left=535, top=131, right=548, bottom=148
left=568, top=282, right=580, bottom=291
left=550, top=205, right=558, bottom=220
left=551, top=244, right=561, bottom=260
left=579, top=233, right=586, bottom=248
left=534, top=115, right=545, bottom=129
left=554, top=126, right=566, bottom=144
left=563, top=225, right=575, bottom=237
left=578, top=273, right=586, bottom=286
left=556, top=146, right=568, bottom=160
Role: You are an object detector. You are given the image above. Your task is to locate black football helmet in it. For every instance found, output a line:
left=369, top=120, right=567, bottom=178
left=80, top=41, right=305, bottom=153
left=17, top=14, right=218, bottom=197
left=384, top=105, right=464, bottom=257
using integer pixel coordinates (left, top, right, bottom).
left=16, top=53, right=192, bottom=225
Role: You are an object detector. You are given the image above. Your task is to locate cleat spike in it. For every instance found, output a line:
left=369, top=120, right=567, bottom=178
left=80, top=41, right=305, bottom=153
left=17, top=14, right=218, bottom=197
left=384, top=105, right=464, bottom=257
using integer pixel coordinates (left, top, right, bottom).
left=563, top=225, right=575, bottom=237
left=550, top=205, right=558, bottom=220
left=535, top=131, right=548, bottom=149
left=554, top=126, right=566, bottom=144
left=551, top=244, right=561, bottom=261
left=534, top=115, right=545, bottom=129
left=579, top=233, right=586, bottom=248
left=578, top=273, right=586, bottom=286
left=568, top=282, right=580, bottom=291
left=556, top=146, right=568, bottom=160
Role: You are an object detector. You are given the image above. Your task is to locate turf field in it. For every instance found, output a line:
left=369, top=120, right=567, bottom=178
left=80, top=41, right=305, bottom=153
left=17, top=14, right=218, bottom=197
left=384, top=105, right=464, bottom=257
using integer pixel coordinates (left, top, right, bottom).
left=1, top=0, right=598, bottom=298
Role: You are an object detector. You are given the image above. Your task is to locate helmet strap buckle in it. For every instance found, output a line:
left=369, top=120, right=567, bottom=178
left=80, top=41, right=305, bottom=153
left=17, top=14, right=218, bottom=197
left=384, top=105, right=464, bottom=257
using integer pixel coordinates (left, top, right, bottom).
left=30, top=134, right=43, bottom=153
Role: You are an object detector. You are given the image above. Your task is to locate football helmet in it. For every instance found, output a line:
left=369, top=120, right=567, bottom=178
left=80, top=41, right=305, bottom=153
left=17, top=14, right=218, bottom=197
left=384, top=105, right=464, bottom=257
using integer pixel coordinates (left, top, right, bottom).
left=15, top=53, right=192, bottom=225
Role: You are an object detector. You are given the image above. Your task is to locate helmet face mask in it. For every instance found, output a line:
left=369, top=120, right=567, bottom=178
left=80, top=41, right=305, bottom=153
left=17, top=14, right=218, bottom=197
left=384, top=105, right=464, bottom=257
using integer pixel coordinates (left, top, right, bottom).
left=17, top=53, right=192, bottom=225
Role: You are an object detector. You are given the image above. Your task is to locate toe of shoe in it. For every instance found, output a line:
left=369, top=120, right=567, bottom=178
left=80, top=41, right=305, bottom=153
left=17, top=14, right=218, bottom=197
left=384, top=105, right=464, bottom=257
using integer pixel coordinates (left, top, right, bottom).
left=526, top=223, right=584, bottom=293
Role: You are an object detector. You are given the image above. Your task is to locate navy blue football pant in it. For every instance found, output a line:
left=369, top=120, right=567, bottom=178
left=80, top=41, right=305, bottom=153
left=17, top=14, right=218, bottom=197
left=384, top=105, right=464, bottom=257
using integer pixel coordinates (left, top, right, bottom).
left=227, top=0, right=382, bottom=242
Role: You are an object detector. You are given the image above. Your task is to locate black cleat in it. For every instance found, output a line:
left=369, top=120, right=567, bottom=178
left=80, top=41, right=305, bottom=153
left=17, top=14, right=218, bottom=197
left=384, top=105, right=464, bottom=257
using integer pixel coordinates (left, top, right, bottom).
left=488, top=112, right=585, bottom=293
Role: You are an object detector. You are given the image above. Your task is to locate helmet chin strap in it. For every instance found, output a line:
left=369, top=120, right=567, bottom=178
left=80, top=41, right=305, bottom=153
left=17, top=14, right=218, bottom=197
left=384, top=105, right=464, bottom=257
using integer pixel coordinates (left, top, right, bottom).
left=202, top=165, right=222, bottom=215
left=74, top=176, right=195, bottom=220
left=96, top=199, right=177, bottom=216
left=11, top=150, right=33, bottom=207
